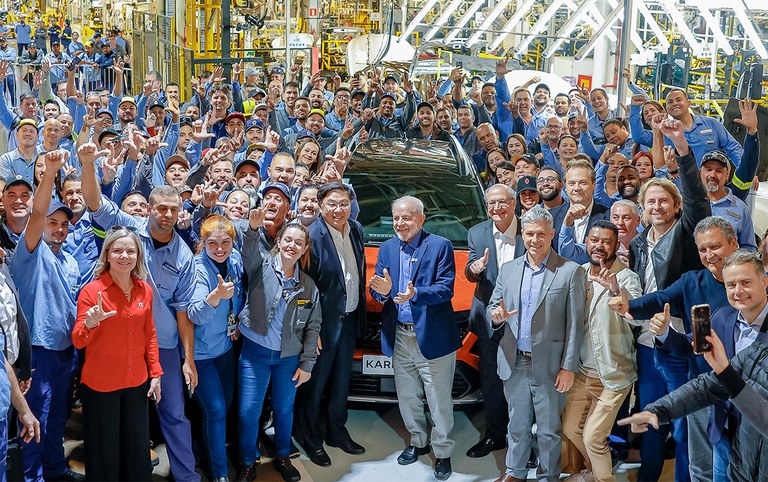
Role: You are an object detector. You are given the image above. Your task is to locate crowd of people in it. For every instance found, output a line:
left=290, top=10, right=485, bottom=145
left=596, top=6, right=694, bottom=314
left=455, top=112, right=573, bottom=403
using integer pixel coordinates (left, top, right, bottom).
left=0, top=19, right=762, bottom=482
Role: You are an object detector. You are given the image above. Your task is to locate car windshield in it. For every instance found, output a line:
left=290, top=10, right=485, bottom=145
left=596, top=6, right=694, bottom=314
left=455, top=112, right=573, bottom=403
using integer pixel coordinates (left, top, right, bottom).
left=346, top=139, right=487, bottom=248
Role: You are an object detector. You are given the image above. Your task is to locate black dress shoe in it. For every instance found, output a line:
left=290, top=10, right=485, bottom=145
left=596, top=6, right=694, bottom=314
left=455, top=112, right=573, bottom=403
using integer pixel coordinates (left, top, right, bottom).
left=434, top=458, right=452, bottom=480
left=327, top=437, right=366, bottom=455
left=51, top=469, right=85, bottom=482
left=306, top=447, right=332, bottom=467
left=466, top=437, right=507, bottom=458
left=273, top=457, right=301, bottom=482
left=397, top=445, right=431, bottom=465
left=526, top=449, right=538, bottom=469
left=235, top=461, right=258, bottom=482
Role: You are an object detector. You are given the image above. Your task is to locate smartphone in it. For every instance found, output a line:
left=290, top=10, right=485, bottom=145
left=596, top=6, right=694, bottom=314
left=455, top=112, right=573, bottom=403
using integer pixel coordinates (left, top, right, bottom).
left=456, top=61, right=463, bottom=68
left=691, top=304, right=712, bottom=354
left=66, top=56, right=82, bottom=71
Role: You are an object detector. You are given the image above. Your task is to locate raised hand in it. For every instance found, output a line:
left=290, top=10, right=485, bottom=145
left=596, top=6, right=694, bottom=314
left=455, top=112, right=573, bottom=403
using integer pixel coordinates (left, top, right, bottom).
left=249, top=205, right=268, bottom=230
left=201, top=178, right=227, bottom=208
left=648, top=302, right=671, bottom=337
left=588, top=259, right=620, bottom=294
left=502, top=101, right=520, bottom=118
left=262, top=126, right=279, bottom=153
left=491, top=299, right=518, bottom=326
left=618, top=412, right=660, bottom=433
left=402, top=72, right=413, bottom=94
left=734, top=98, right=758, bottom=135
left=469, top=248, right=490, bottom=275
left=564, top=203, right=588, bottom=227
left=176, top=210, right=191, bottom=230
left=370, top=268, right=393, bottom=296
left=44, top=149, right=70, bottom=173
left=214, top=274, right=235, bottom=300
left=702, top=331, right=729, bottom=374
left=393, top=281, right=415, bottom=304
left=32, top=70, right=45, bottom=91
left=496, top=56, right=511, bottom=79
left=608, top=289, right=632, bottom=319
left=77, top=143, right=110, bottom=165
left=358, top=127, right=369, bottom=143
left=630, top=94, right=647, bottom=107
left=659, top=118, right=689, bottom=155
left=85, top=291, right=118, bottom=329
left=232, top=59, right=244, bottom=78
left=144, top=135, right=168, bottom=156
left=341, top=116, right=355, bottom=140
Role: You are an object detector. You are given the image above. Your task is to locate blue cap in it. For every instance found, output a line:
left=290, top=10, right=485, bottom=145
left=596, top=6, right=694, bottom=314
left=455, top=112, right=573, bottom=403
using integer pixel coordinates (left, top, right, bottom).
left=270, top=66, right=285, bottom=75
left=261, top=182, right=291, bottom=201
left=47, top=199, right=74, bottom=220
left=381, top=92, right=396, bottom=101
left=95, top=108, right=113, bottom=120
left=296, top=129, right=315, bottom=139
left=246, top=119, right=264, bottom=131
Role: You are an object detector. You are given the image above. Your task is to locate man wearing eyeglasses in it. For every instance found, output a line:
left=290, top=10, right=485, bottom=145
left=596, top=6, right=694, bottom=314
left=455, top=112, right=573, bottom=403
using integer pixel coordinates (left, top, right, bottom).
left=464, top=184, right=525, bottom=459
left=295, top=182, right=367, bottom=466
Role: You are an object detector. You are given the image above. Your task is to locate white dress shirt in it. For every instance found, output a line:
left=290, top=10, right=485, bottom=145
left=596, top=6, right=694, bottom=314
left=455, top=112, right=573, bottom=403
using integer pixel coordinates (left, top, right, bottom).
left=328, top=222, right=360, bottom=313
left=493, top=217, right=517, bottom=269
left=573, top=201, right=594, bottom=244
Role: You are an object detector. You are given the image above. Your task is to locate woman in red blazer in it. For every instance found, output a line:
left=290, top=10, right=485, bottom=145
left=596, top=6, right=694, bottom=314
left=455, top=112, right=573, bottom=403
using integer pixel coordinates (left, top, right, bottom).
left=72, top=226, right=163, bottom=481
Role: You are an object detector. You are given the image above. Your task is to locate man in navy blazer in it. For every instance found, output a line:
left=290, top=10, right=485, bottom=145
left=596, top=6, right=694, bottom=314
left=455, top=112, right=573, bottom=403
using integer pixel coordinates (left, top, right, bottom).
left=295, top=182, right=367, bottom=467
left=465, top=184, right=525, bottom=458
left=370, top=195, right=460, bottom=480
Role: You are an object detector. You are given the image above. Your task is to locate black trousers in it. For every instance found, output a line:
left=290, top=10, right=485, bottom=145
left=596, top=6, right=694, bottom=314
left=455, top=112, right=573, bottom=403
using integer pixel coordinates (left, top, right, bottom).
left=81, top=382, right=152, bottom=481
left=476, top=334, right=509, bottom=441
left=296, top=312, right=357, bottom=449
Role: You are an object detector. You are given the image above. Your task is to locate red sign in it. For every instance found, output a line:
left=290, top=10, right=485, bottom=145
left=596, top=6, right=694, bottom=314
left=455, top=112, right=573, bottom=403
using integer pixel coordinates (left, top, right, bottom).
left=577, top=75, right=592, bottom=91
left=309, top=8, right=317, bottom=16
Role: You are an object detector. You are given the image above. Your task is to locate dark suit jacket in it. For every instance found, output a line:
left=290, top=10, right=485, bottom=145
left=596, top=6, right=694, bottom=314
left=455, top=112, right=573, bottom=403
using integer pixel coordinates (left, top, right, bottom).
left=307, top=217, right=367, bottom=342
left=465, top=219, right=525, bottom=338
left=371, top=230, right=460, bottom=360
left=629, top=150, right=711, bottom=291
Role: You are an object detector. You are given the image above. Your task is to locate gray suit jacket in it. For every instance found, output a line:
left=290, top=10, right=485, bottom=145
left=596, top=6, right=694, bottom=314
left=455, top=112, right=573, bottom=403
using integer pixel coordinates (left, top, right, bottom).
left=486, top=250, right=586, bottom=382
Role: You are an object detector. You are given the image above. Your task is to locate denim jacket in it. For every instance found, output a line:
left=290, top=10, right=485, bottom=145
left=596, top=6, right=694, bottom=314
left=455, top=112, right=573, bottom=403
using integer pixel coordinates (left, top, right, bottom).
left=240, top=227, right=321, bottom=372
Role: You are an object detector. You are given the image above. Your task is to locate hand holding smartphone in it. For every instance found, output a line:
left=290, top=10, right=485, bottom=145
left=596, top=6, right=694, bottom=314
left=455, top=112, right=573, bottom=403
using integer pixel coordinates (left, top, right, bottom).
left=691, top=304, right=712, bottom=354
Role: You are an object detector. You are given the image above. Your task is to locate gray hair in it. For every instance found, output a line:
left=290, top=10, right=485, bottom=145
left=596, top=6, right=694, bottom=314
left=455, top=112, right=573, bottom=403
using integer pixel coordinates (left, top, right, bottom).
left=520, top=205, right=554, bottom=230
left=392, top=195, right=424, bottom=214
left=485, top=184, right=516, bottom=201
left=611, top=199, right=640, bottom=217
left=693, top=216, right=737, bottom=244
left=723, top=249, right=765, bottom=278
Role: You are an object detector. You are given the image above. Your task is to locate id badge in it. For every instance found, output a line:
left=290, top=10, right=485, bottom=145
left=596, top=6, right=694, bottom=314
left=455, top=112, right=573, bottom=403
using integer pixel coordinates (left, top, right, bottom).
left=226, top=312, right=237, bottom=337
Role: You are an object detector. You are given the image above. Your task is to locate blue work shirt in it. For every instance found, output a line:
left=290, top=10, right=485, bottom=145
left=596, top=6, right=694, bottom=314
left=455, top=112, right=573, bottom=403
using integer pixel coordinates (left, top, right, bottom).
left=0, top=345, right=9, bottom=421
left=14, top=23, right=31, bottom=44
left=710, top=191, right=757, bottom=252
left=668, top=116, right=744, bottom=168
left=90, top=196, right=196, bottom=349
left=11, top=232, right=80, bottom=351
left=0, top=46, right=16, bottom=63
left=67, top=41, right=84, bottom=56
left=63, top=211, right=99, bottom=284
left=396, top=237, right=419, bottom=324
left=0, top=146, right=45, bottom=183
left=586, top=106, right=623, bottom=144
left=518, top=252, right=551, bottom=353
left=324, top=110, right=354, bottom=133
left=523, top=108, right=553, bottom=144
left=188, top=250, right=245, bottom=360
left=240, top=255, right=299, bottom=351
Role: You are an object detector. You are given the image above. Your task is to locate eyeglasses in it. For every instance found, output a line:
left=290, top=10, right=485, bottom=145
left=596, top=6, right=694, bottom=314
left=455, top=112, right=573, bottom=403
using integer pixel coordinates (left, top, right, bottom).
left=537, top=177, right=559, bottom=185
left=486, top=200, right=509, bottom=208
left=323, top=201, right=352, bottom=210
left=108, top=225, right=139, bottom=234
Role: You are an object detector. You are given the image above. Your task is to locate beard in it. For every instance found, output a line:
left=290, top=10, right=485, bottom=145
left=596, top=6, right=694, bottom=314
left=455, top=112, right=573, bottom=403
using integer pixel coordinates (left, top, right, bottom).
left=539, top=188, right=560, bottom=202
left=619, top=184, right=638, bottom=199
left=589, top=251, right=617, bottom=266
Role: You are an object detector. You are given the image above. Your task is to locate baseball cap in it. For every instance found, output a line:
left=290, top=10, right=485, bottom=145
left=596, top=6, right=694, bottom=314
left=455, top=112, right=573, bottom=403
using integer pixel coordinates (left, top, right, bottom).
left=148, top=100, right=165, bottom=110
left=270, top=66, right=285, bottom=75
left=98, top=128, right=121, bottom=144
left=17, top=118, right=37, bottom=129
left=534, top=83, right=550, bottom=93
left=119, top=96, right=136, bottom=107
left=262, top=181, right=291, bottom=201
left=253, top=103, right=268, bottom=113
left=516, top=175, right=538, bottom=194
left=225, top=112, right=246, bottom=125
left=307, top=108, right=325, bottom=119
left=296, top=129, right=316, bottom=140
left=518, top=153, right=540, bottom=168
left=417, top=101, right=434, bottom=112
left=351, top=88, right=365, bottom=99
left=701, top=150, right=730, bottom=168
left=380, top=92, right=396, bottom=101
left=235, top=157, right=260, bottom=173
left=47, top=199, right=74, bottom=220
left=3, top=175, right=33, bottom=192
left=384, top=74, right=399, bottom=83
left=165, top=155, right=189, bottom=170
left=246, top=119, right=264, bottom=132
left=95, top=108, right=113, bottom=120
left=245, top=67, right=259, bottom=77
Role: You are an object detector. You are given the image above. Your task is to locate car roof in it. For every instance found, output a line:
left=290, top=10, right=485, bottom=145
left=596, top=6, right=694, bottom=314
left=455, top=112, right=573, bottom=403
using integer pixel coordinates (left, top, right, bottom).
left=348, top=138, right=475, bottom=176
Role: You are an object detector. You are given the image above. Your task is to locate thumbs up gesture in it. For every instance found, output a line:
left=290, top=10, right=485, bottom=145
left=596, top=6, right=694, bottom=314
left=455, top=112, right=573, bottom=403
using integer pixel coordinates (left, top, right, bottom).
left=370, top=268, right=393, bottom=297
left=470, top=248, right=490, bottom=275
left=214, top=274, right=235, bottom=300
left=649, top=303, right=671, bottom=337
left=394, top=281, right=415, bottom=304
left=491, top=299, right=518, bottom=326
left=85, top=291, right=118, bottom=329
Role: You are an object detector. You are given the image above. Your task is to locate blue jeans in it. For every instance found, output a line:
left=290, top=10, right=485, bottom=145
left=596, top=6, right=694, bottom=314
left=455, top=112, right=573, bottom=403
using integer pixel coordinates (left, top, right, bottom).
left=636, top=345, right=690, bottom=482
left=713, top=436, right=730, bottom=482
left=0, top=417, right=7, bottom=482
left=238, top=338, right=299, bottom=463
left=22, top=346, right=76, bottom=482
left=193, top=349, right=235, bottom=478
